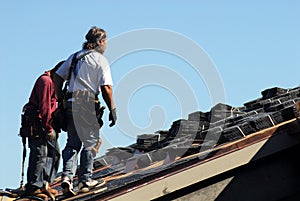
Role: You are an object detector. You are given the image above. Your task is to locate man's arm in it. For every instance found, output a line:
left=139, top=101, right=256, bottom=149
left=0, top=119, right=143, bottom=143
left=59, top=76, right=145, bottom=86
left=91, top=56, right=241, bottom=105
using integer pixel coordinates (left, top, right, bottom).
left=101, top=85, right=115, bottom=110
left=101, top=85, right=116, bottom=127
left=36, top=76, right=53, bottom=134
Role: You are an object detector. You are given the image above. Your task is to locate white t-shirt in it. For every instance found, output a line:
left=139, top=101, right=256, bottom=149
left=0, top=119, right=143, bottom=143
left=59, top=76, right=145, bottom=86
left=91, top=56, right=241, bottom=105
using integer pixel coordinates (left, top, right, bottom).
left=56, top=49, right=113, bottom=94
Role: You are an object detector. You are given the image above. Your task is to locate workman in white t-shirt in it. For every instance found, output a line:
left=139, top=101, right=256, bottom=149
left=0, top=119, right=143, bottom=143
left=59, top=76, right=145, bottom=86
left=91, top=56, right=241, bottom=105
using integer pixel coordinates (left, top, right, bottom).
left=53, top=26, right=116, bottom=195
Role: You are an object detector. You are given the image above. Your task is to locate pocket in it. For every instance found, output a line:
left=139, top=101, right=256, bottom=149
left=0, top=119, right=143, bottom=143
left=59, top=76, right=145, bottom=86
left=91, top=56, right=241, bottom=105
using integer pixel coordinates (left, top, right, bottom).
left=72, top=91, right=100, bottom=129
left=75, top=105, right=98, bottom=128
left=19, top=110, right=40, bottom=138
left=19, top=125, right=32, bottom=138
left=51, top=107, right=67, bottom=132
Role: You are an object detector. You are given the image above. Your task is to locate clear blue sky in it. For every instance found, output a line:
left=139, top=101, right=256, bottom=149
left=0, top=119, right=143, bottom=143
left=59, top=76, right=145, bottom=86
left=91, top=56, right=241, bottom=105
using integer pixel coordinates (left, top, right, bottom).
left=0, top=0, right=299, bottom=189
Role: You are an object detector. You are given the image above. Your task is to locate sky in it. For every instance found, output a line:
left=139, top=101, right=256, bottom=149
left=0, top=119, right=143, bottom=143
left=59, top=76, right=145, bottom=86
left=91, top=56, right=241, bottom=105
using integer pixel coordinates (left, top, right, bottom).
left=0, top=0, right=299, bottom=190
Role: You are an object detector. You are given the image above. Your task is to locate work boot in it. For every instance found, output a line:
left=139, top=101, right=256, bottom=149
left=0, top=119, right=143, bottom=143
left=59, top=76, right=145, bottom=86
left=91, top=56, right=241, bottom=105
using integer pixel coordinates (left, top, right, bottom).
left=23, top=188, right=48, bottom=201
left=46, top=187, right=58, bottom=197
left=33, top=190, right=49, bottom=200
left=61, top=176, right=76, bottom=196
left=78, top=179, right=105, bottom=193
left=41, top=182, right=55, bottom=201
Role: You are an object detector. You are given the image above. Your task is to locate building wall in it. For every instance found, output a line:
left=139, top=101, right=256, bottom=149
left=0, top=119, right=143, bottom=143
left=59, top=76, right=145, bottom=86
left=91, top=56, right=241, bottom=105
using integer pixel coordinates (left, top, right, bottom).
left=173, top=144, right=300, bottom=201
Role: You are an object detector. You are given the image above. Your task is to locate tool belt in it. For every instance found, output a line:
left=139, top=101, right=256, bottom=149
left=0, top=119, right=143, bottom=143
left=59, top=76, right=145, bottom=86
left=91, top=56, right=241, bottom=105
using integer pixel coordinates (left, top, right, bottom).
left=69, top=91, right=105, bottom=129
left=19, top=103, right=43, bottom=138
left=51, top=105, right=67, bottom=133
left=51, top=89, right=69, bottom=133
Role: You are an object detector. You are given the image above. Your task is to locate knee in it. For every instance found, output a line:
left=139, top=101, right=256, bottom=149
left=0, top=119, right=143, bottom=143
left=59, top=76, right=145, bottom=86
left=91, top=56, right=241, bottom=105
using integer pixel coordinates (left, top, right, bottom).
left=62, top=145, right=81, bottom=160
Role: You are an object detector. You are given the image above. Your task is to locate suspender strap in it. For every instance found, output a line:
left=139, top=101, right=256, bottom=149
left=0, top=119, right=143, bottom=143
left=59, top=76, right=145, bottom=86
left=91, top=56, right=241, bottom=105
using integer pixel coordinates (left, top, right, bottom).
left=64, top=52, right=79, bottom=90
left=19, top=137, right=27, bottom=190
left=64, top=50, right=93, bottom=91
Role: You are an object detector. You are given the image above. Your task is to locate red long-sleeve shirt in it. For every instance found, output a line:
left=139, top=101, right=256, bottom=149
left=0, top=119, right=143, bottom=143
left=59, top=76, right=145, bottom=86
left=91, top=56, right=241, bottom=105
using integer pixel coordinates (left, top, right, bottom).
left=29, top=71, right=57, bottom=133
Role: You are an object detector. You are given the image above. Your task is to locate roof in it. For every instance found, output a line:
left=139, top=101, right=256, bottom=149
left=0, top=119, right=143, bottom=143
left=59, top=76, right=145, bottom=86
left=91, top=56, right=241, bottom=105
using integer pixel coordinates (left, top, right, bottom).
left=1, top=86, right=300, bottom=201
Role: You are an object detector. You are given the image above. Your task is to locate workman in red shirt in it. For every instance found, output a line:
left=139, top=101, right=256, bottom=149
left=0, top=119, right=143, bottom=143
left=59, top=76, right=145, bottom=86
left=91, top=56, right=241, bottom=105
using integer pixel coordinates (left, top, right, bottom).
left=23, top=61, right=64, bottom=200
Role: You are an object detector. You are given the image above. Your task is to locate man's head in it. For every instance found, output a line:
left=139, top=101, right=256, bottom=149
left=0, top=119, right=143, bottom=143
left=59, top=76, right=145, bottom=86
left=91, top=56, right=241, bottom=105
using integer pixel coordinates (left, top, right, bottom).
left=50, top=60, right=65, bottom=78
left=83, top=26, right=107, bottom=53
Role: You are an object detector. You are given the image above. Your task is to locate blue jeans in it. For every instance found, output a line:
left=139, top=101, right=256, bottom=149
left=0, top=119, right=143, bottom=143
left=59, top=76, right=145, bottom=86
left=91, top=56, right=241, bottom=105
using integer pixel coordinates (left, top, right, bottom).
left=62, top=102, right=100, bottom=183
left=26, top=133, right=60, bottom=192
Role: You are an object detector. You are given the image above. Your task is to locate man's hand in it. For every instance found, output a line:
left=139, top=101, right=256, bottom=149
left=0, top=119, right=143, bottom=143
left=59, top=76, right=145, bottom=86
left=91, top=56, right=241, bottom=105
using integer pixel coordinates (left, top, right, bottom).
left=109, top=108, right=117, bottom=127
left=46, top=130, right=56, bottom=141
left=96, top=106, right=106, bottom=128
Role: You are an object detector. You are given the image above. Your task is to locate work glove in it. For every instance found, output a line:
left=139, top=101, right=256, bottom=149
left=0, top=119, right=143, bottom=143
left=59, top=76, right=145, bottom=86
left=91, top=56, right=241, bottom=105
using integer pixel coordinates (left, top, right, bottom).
left=46, top=130, right=56, bottom=142
left=109, top=108, right=117, bottom=127
left=96, top=106, right=106, bottom=128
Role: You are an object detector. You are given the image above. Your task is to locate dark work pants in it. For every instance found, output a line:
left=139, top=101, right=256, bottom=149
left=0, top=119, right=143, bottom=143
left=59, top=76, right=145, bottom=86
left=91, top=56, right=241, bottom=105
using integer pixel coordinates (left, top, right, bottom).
left=25, top=134, right=60, bottom=192
left=61, top=102, right=100, bottom=183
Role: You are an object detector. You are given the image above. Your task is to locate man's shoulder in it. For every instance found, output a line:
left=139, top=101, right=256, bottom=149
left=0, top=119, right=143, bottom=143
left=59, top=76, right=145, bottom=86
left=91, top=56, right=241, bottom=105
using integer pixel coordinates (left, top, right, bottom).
left=89, top=50, right=106, bottom=58
left=37, top=72, right=52, bottom=84
left=87, top=51, right=109, bottom=65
